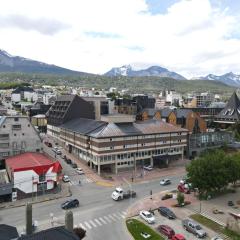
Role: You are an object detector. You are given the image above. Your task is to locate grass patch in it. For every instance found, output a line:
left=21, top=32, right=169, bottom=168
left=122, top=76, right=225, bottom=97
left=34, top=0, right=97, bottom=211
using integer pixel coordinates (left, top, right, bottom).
left=190, top=214, right=240, bottom=240
left=126, top=219, right=164, bottom=240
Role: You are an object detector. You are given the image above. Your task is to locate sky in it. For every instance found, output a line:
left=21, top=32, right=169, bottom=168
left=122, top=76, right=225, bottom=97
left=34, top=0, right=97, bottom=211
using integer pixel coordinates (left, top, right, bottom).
left=0, top=0, right=240, bottom=78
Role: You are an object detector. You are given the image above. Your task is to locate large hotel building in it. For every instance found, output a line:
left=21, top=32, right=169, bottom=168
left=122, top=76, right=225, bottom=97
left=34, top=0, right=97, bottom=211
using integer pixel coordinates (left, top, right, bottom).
left=47, top=95, right=188, bottom=174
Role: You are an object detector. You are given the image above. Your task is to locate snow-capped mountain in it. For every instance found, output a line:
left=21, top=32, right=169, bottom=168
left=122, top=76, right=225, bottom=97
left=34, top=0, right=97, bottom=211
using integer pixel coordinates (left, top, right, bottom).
left=0, top=49, right=90, bottom=76
left=104, top=65, right=186, bottom=80
left=198, top=72, right=240, bottom=87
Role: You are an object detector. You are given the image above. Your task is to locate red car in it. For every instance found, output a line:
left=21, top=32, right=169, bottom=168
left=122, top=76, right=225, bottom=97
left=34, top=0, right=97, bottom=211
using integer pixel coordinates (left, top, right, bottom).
left=157, top=225, right=175, bottom=239
left=177, top=184, right=190, bottom=194
left=172, top=234, right=186, bottom=240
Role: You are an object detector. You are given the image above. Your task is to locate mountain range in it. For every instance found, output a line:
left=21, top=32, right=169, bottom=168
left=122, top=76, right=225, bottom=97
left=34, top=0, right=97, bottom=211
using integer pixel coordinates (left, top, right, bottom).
left=0, top=49, right=239, bottom=87
left=104, top=64, right=186, bottom=80
left=197, top=72, right=240, bottom=87
left=0, top=49, right=90, bottom=76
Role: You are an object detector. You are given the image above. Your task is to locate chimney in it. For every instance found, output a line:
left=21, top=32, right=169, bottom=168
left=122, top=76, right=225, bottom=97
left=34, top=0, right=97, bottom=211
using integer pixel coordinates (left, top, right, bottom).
left=26, top=202, right=33, bottom=235
left=65, top=210, right=73, bottom=232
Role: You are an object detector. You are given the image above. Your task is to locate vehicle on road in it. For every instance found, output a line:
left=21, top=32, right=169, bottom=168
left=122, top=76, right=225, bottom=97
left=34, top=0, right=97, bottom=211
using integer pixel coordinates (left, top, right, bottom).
left=44, top=141, right=52, bottom=147
left=52, top=147, right=62, bottom=155
left=71, top=163, right=78, bottom=168
left=161, top=193, right=173, bottom=200
left=62, top=175, right=70, bottom=182
left=178, top=183, right=190, bottom=194
left=157, top=225, right=175, bottom=238
left=76, top=168, right=84, bottom=175
left=139, top=210, right=155, bottom=224
left=182, top=219, right=207, bottom=238
left=211, top=236, right=223, bottom=240
left=172, top=234, right=186, bottom=240
left=65, top=158, right=72, bottom=164
left=61, top=199, right=79, bottom=209
left=158, top=206, right=176, bottom=219
left=160, top=179, right=171, bottom=186
left=111, top=187, right=136, bottom=201
left=143, top=165, right=153, bottom=171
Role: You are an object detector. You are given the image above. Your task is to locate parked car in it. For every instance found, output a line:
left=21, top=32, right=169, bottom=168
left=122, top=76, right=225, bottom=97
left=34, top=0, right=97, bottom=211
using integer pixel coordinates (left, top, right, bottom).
left=160, top=179, right=171, bottom=186
left=182, top=219, right=207, bottom=238
left=139, top=210, right=155, bottom=224
left=143, top=165, right=153, bottom=171
left=211, top=237, right=223, bottom=240
left=65, top=158, right=72, bottom=164
left=161, top=193, right=173, bottom=200
left=158, top=207, right=176, bottom=219
left=157, top=225, right=175, bottom=239
left=44, top=141, right=52, bottom=147
left=61, top=199, right=79, bottom=209
left=172, top=234, right=186, bottom=240
left=62, top=175, right=70, bottom=182
left=71, top=163, right=78, bottom=168
left=76, top=168, right=84, bottom=175
left=53, top=147, right=62, bottom=155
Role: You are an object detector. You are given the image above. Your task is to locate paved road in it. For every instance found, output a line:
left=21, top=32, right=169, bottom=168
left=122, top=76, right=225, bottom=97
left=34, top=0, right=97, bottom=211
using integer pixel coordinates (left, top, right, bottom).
left=0, top=145, right=183, bottom=240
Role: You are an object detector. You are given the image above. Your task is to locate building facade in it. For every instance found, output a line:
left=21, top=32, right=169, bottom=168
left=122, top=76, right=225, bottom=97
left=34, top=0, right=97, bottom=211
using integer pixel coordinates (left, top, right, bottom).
left=0, top=116, right=42, bottom=167
left=57, top=118, right=188, bottom=174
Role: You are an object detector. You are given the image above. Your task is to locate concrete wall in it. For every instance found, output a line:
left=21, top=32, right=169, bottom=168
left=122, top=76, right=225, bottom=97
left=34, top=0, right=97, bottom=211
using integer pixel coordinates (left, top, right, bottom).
left=0, top=117, right=42, bottom=160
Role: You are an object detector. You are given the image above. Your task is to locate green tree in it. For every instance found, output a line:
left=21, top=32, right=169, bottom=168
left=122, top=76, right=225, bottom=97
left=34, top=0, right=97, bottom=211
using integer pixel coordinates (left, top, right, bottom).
left=177, top=192, right=185, bottom=206
left=186, top=150, right=230, bottom=197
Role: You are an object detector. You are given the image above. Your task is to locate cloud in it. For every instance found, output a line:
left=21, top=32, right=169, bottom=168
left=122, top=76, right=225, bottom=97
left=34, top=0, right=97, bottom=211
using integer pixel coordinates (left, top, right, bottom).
left=84, top=31, right=121, bottom=39
left=0, top=14, right=70, bottom=35
left=1, top=0, right=240, bottom=78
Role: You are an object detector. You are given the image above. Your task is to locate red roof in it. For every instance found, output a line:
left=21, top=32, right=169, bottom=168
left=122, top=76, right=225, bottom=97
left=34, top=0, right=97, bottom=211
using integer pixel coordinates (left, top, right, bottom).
left=6, top=152, right=62, bottom=174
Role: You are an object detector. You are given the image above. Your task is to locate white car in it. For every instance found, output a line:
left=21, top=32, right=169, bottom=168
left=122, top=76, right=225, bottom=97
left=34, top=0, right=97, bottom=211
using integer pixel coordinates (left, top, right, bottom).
left=62, top=175, right=70, bottom=182
left=139, top=210, right=155, bottom=224
left=211, top=237, right=223, bottom=240
left=160, top=179, right=171, bottom=185
left=76, top=168, right=84, bottom=175
left=143, top=165, right=153, bottom=171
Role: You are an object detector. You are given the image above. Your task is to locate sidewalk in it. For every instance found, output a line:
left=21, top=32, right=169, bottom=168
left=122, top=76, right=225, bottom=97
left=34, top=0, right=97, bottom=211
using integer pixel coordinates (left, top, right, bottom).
left=0, top=183, right=71, bottom=210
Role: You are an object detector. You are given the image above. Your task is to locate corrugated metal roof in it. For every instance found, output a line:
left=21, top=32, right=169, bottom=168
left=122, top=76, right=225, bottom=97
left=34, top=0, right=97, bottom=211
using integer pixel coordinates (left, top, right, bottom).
left=60, top=118, right=107, bottom=135
left=90, top=119, right=188, bottom=138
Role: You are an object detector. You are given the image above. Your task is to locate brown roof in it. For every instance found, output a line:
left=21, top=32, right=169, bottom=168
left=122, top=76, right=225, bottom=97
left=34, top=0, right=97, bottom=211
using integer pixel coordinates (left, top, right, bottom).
left=89, top=119, right=188, bottom=138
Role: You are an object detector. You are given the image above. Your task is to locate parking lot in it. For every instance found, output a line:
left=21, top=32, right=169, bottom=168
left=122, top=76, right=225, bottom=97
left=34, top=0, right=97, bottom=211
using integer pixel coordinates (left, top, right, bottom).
left=135, top=205, right=219, bottom=239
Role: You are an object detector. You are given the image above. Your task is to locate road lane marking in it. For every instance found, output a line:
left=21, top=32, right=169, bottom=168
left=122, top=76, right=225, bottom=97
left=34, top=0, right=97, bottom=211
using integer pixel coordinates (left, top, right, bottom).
left=103, top=216, right=112, bottom=223
left=89, top=220, right=97, bottom=228
left=99, top=217, right=107, bottom=224
left=107, top=214, right=117, bottom=221
left=117, top=212, right=126, bottom=219
left=112, top=213, right=122, bottom=220
left=79, top=223, right=86, bottom=230
left=94, top=218, right=102, bottom=226
left=84, top=221, right=92, bottom=229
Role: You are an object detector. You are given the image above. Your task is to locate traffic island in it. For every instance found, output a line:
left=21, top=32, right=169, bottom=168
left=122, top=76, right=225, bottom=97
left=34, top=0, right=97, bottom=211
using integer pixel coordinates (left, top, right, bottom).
left=126, top=219, right=164, bottom=240
left=190, top=214, right=240, bottom=240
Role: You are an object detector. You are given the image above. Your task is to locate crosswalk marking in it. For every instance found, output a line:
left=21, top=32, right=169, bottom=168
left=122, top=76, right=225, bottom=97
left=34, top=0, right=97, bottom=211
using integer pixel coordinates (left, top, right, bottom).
left=89, top=220, right=97, bottom=228
left=78, top=211, right=127, bottom=231
left=69, top=178, right=93, bottom=186
left=107, top=214, right=117, bottom=222
left=84, top=221, right=92, bottom=229
left=79, top=223, right=85, bottom=230
left=94, top=218, right=102, bottom=226
left=112, top=213, right=122, bottom=220
left=99, top=217, right=107, bottom=224
left=103, top=216, right=112, bottom=223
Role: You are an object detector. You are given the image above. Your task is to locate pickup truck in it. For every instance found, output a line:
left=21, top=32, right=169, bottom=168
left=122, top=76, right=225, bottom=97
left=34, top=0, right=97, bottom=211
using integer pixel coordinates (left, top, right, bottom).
left=111, top=187, right=136, bottom=201
left=182, top=219, right=207, bottom=238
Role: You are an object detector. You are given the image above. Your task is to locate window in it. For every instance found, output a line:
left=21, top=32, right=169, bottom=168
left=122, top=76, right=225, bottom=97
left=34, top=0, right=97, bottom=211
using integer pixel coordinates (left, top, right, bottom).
left=0, top=143, right=9, bottom=148
left=3, top=125, right=5, bottom=128
left=22, top=133, right=25, bottom=136
left=21, top=141, right=26, bottom=149
left=0, top=152, right=9, bottom=157
left=178, top=140, right=181, bottom=142
left=0, top=134, right=9, bottom=139
left=14, top=117, right=19, bottom=122
left=12, top=124, right=21, bottom=130
left=110, top=146, right=114, bottom=150
left=110, top=138, right=112, bottom=142
left=39, top=174, right=45, bottom=182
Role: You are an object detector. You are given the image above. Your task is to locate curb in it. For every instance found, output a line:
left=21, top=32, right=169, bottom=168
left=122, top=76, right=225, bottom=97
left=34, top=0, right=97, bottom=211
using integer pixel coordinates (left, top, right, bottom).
left=0, top=188, right=72, bottom=210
